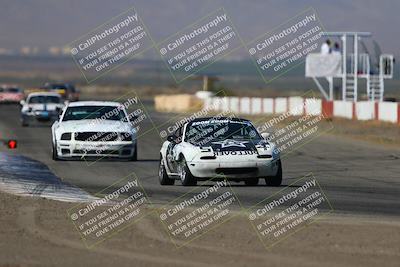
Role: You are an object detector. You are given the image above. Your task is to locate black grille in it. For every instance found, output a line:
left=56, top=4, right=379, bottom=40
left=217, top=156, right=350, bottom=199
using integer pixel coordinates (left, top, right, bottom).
left=74, top=132, right=119, bottom=141
left=73, top=150, right=119, bottom=155
left=120, top=133, right=132, bottom=141
left=257, top=155, right=272, bottom=158
left=216, top=167, right=257, bottom=175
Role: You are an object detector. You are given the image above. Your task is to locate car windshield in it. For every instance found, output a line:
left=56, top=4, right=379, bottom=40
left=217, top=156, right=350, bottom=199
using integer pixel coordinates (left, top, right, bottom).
left=28, top=95, right=61, bottom=104
left=62, top=105, right=126, bottom=121
left=50, top=85, right=67, bottom=90
left=7, top=88, right=21, bottom=93
left=184, top=119, right=261, bottom=145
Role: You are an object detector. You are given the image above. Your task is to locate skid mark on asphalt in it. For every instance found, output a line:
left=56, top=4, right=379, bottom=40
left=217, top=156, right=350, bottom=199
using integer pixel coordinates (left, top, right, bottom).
left=0, top=152, right=96, bottom=202
left=16, top=205, right=216, bottom=267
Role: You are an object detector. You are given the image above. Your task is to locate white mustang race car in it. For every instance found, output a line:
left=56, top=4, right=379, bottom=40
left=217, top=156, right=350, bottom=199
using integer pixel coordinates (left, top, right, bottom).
left=20, top=92, right=64, bottom=126
left=159, top=117, right=282, bottom=186
left=51, top=101, right=137, bottom=160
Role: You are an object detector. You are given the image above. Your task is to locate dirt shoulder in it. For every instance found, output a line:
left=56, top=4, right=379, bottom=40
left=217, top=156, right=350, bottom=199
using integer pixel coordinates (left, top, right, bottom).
left=1, top=191, right=399, bottom=267
left=322, top=117, right=400, bottom=148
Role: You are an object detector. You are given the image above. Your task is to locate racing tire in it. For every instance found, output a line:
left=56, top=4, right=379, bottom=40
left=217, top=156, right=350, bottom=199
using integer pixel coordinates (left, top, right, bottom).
left=52, top=141, right=59, bottom=161
left=159, top=156, right=175, bottom=185
left=265, top=159, right=282, bottom=186
left=21, top=119, right=28, bottom=127
left=178, top=157, right=197, bottom=186
left=244, top=178, right=259, bottom=186
left=130, top=143, right=138, bottom=161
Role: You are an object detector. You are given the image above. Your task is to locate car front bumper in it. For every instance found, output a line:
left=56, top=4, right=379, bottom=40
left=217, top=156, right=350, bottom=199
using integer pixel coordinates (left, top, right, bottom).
left=22, top=112, right=59, bottom=122
left=56, top=140, right=136, bottom=159
left=187, top=158, right=280, bottom=179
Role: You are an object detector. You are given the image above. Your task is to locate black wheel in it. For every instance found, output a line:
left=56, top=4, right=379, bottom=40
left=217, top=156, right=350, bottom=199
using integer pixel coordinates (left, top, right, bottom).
left=244, top=178, right=259, bottom=186
left=178, top=157, right=197, bottom=186
left=130, top=143, right=138, bottom=161
left=159, top=155, right=175, bottom=185
left=52, top=141, right=59, bottom=161
left=21, top=119, right=28, bottom=127
left=265, top=159, right=282, bottom=186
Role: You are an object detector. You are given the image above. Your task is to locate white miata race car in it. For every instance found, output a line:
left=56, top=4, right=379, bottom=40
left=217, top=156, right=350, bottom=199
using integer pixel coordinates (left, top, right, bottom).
left=51, top=101, right=137, bottom=160
left=159, top=117, right=282, bottom=186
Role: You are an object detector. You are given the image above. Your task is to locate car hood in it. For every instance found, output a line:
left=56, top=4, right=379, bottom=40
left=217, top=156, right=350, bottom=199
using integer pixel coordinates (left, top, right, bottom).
left=57, top=120, right=133, bottom=133
left=204, top=138, right=267, bottom=152
left=185, top=138, right=274, bottom=161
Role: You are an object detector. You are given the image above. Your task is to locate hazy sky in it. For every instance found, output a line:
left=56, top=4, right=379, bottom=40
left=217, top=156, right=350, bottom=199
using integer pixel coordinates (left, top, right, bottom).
left=0, top=0, right=399, bottom=58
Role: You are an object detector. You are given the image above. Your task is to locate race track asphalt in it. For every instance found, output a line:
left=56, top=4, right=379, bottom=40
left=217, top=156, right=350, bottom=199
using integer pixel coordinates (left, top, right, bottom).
left=1, top=103, right=399, bottom=216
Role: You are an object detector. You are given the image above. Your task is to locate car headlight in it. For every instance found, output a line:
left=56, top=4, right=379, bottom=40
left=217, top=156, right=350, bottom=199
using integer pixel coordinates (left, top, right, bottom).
left=256, top=142, right=271, bottom=150
left=272, top=146, right=280, bottom=158
left=61, top=132, right=72, bottom=140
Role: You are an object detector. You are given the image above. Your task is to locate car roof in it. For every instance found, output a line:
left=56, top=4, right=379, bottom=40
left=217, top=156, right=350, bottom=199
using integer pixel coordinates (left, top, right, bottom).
left=67, top=101, right=122, bottom=107
left=46, top=84, right=67, bottom=88
left=27, top=92, right=61, bottom=97
left=0, top=87, right=22, bottom=92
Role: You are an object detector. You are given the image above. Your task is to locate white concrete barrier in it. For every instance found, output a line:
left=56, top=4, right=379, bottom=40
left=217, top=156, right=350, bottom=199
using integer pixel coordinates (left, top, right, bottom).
left=212, top=97, right=223, bottom=112
left=355, top=101, right=375, bottom=120
left=154, top=94, right=203, bottom=112
left=229, top=97, right=240, bottom=114
left=251, top=98, right=262, bottom=114
left=203, top=95, right=399, bottom=124
left=275, top=97, right=287, bottom=113
left=240, top=97, right=251, bottom=114
left=378, top=102, right=398, bottom=123
left=262, top=98, right=274, bottom=114
left=288, top=97, right=304, bottom=116
left=305, top=98, right=322, bottom=115
left=333, top=101, right=353, bottom=119
left=220, top=97, right=230, bottom=112
left=203, top=97, right=213, bottom=111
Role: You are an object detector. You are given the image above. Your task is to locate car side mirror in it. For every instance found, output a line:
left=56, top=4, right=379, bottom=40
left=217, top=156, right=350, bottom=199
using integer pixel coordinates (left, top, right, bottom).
left=261, top=132, right=271, bottom=140
left=19, top=100, right=25, bottom=106
left=167, top=135, right=176, bottom=142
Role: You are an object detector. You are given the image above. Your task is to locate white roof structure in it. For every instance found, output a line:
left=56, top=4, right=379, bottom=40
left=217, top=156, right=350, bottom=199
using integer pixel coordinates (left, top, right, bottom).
left=305, top=31, right=394, bottom=102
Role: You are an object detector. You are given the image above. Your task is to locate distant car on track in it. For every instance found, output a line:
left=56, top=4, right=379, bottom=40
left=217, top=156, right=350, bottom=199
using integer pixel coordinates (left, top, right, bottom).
left=20, top=92, right=64, bottom=126
left=51, top=101, right=137, bottom=161
left=159, top=117, right=282, bottom=186
left=43, top=82, right=79, bottom=101
left=0, top=85, right=24, bottom=103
